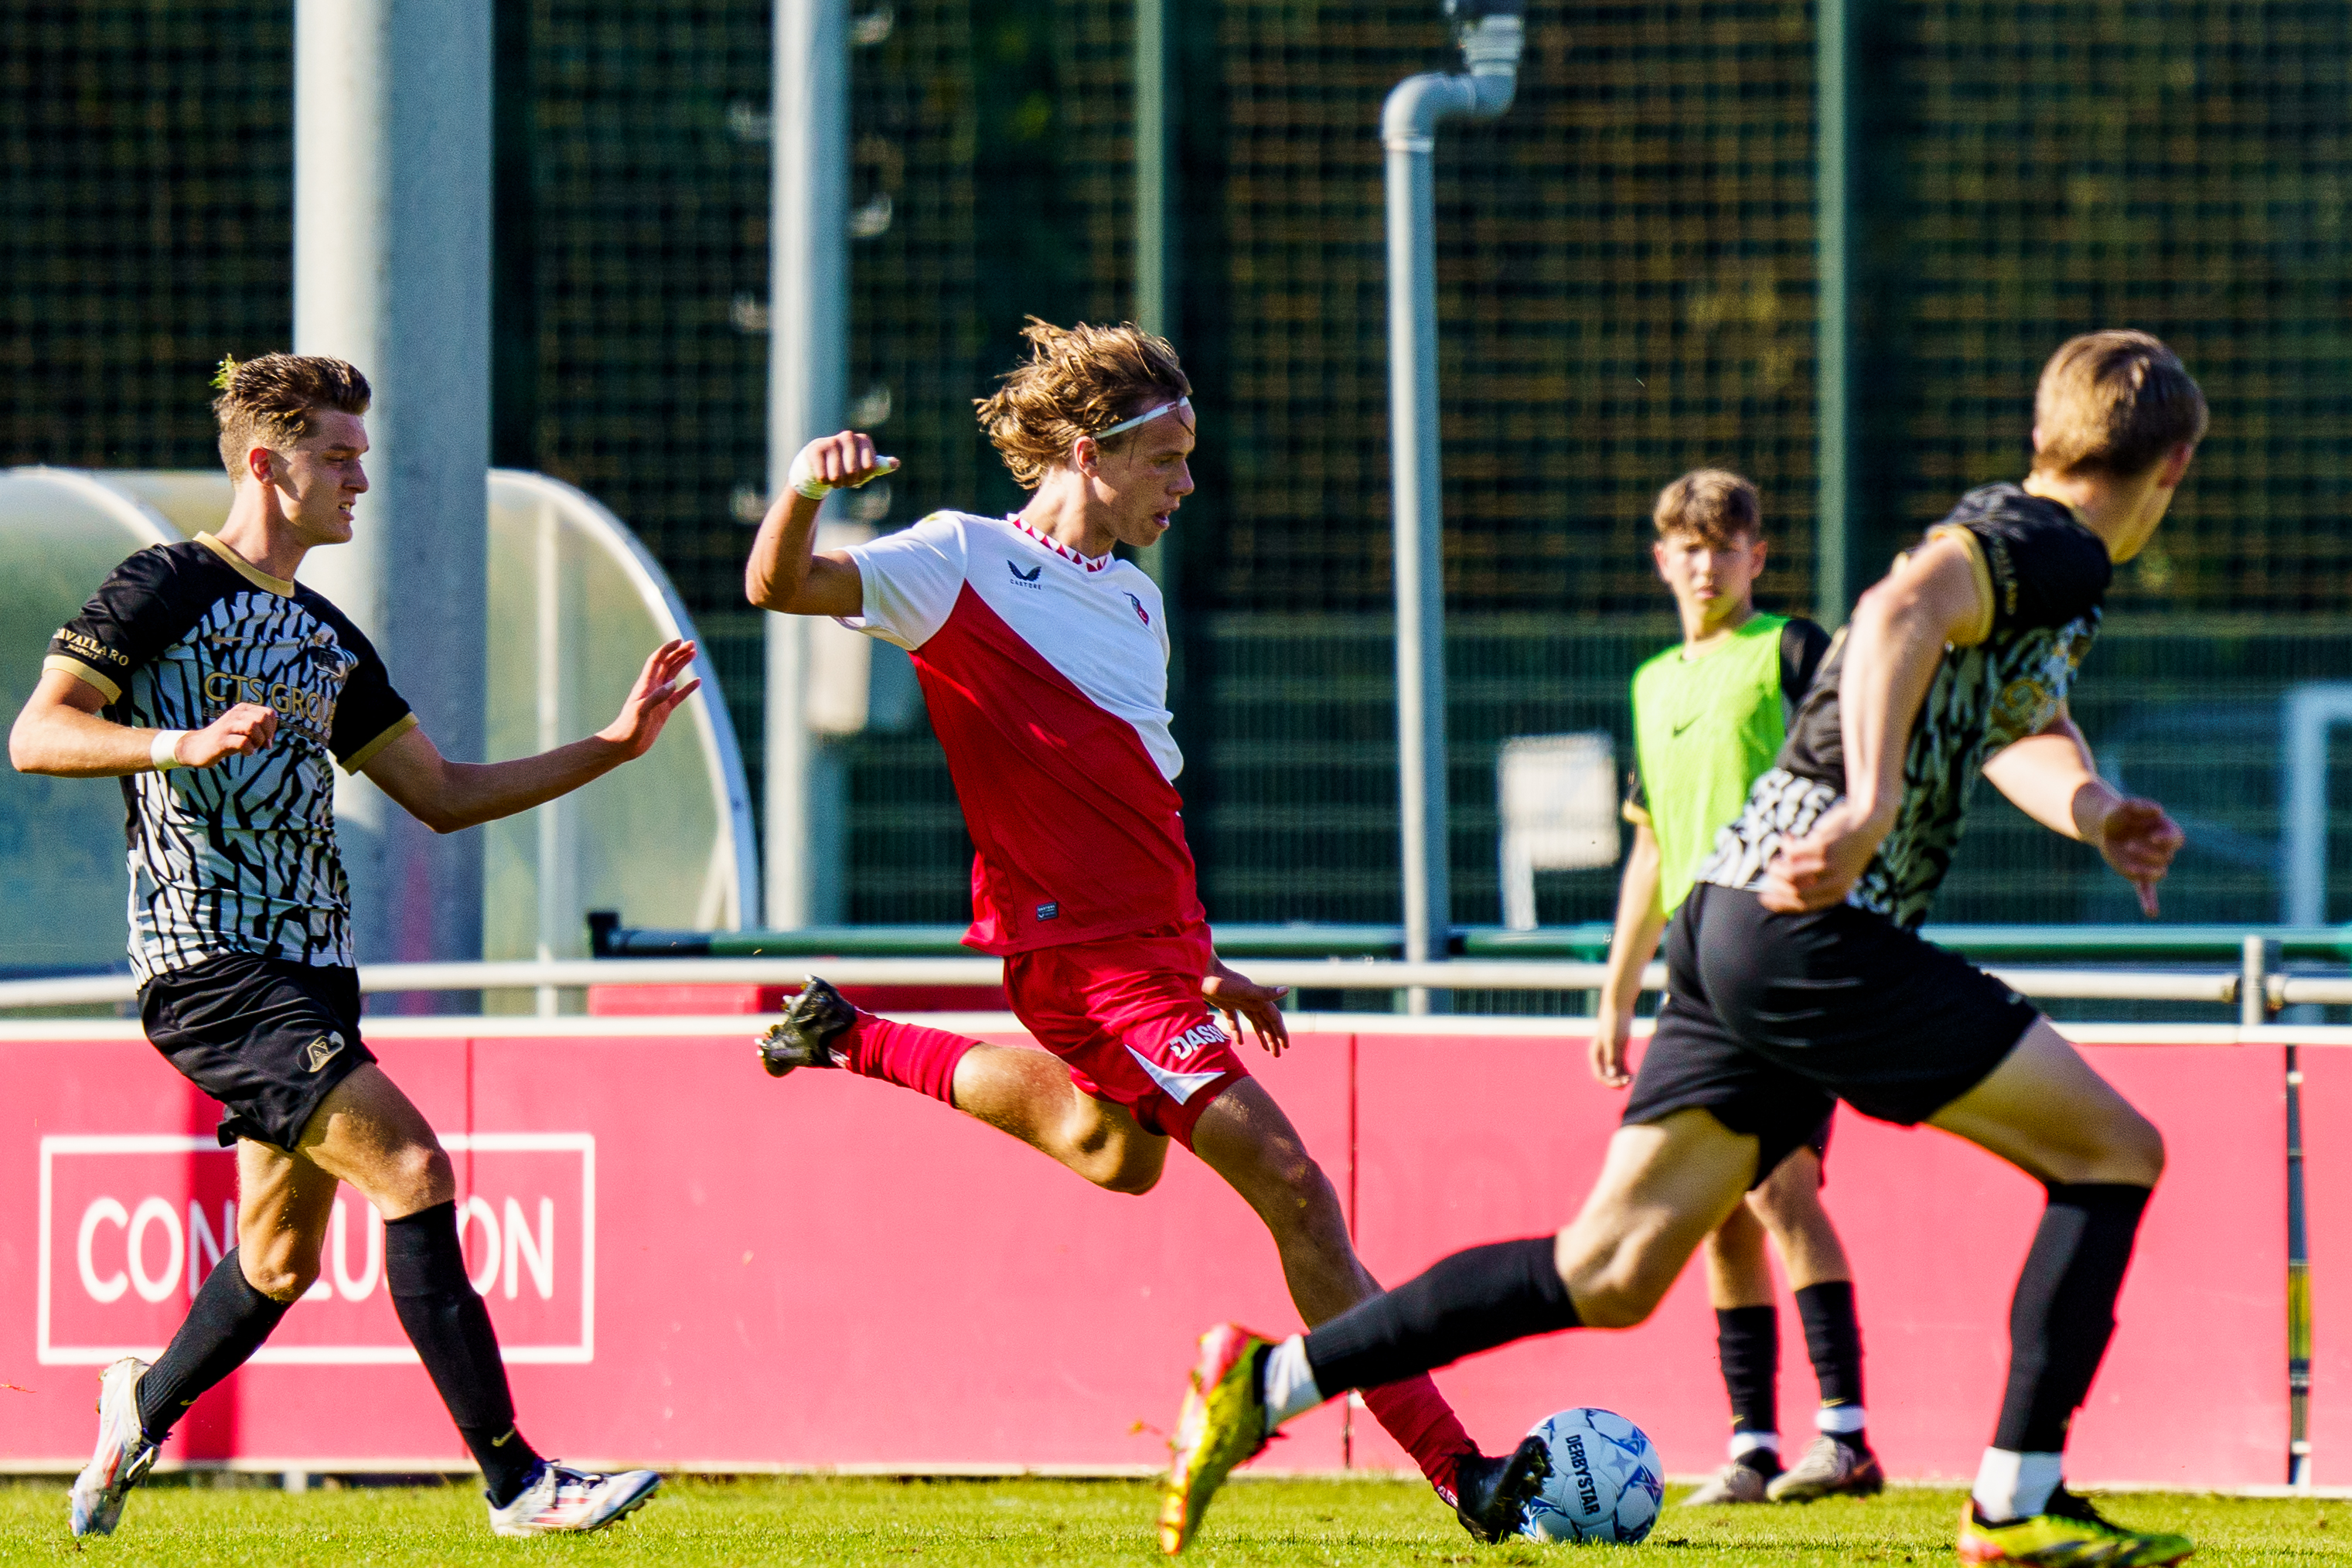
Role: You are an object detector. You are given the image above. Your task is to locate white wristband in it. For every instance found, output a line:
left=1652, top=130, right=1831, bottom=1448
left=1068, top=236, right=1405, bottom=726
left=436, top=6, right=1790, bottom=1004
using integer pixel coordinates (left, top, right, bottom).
left=151, top=730, right=188, bottom=771
left=787, top=449, right=833, bottom=499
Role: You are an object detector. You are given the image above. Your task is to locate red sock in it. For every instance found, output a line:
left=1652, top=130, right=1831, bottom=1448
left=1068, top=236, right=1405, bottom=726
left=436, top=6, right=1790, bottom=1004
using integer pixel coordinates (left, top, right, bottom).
left=837, top=1012, right=973, bottom=1106
left=1361, top=1375, right=1477, bottom=1502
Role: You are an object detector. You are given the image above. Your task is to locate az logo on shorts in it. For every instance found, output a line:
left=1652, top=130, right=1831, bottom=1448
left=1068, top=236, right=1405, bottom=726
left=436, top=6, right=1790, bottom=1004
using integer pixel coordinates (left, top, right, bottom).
left=1164, top=1021, right=1230, bottom=1061
left=302, top=1032, right=344, bottom=1074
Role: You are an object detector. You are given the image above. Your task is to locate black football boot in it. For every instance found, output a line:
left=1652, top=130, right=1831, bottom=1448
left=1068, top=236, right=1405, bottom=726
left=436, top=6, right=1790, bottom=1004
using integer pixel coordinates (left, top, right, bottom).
left=756, top=977, right=857, bottom=1077
left=1452, top=1436, right=1553, bottom=1543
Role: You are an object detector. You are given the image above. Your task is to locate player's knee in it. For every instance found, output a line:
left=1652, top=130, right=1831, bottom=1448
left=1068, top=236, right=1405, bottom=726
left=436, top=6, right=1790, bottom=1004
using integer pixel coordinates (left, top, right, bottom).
left=1096, top=1155, right=1165, bottom=1196
left=2111, top=1110, right=2165, bottom=1188
left=1076, top=1138, right=1166, bottom=1196
left=383, top=1141, right=456, bottom=1211
left=2061, top=1103, right=2164, bottom=1188
left=1556, top=1231, right=1674, bottom=1329
left=240, top=1238, right=322, bottom=1303
left=1572, top=1272, right=1668, bottom=1330
left=1747, top=1168, right=1825, bottom=1236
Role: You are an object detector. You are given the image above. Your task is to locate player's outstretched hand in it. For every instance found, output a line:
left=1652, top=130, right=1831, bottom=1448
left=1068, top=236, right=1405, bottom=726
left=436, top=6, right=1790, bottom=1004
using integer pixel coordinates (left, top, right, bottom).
left=2096, top=795, right=2184, bottom=917
left=598, top=640, right=701, bottom=760
left=1203, top=960, right=1291, bottom=1058
left=789, top=431, right=900, bottom=497
left=179, top=702, right=278, bottom=767
left=1757, top=801, right=1887, bottom=913
left=1590, top=1006, right=1634, bottom=1089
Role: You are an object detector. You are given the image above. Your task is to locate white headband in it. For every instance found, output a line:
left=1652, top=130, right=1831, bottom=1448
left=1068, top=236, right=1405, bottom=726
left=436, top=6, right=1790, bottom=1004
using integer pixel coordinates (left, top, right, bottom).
left=1092, top=396, right=1191, bottom=441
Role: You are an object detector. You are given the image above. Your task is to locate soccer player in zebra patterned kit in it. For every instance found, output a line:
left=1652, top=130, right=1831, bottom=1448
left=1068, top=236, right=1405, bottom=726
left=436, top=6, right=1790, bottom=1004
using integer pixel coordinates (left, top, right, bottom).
left=745, top=319, right=1548, bottom=1548
left=11, top=355, right=694, bottom=1539
left=1161, top=333, right=2206, bottom=1566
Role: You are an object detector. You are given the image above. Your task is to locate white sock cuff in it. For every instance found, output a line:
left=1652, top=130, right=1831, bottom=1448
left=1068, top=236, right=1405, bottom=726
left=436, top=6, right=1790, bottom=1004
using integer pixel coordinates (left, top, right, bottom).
left=1815, top=1403, right=1866, bottom=1435
left=1728, top=1430, right=1780, bottom=1461
left=1972, top=1447, right=2062, bottom=1521
left=1260, top=1336, right=1324, bottom=1430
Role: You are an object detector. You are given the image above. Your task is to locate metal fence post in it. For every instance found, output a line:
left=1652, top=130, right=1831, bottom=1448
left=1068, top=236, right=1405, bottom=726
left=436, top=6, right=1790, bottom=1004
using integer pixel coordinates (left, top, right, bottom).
left=294, top=0, right=493, bottom=982
left=765, top=0, right=850, bottom=930
left=1813, top=0, right=1852, bottom=622
left=2250, top=934, right=2312, bottom=1486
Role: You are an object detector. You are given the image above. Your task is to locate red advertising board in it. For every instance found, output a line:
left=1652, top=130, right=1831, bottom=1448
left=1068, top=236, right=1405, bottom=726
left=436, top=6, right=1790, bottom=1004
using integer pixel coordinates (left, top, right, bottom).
left=0, top=1015, right=2293, bottom=1488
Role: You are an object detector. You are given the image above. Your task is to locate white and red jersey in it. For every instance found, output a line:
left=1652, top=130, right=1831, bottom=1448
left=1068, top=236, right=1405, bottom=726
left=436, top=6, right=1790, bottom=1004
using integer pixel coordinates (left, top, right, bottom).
left=837, top=510, right=1205, bottom=954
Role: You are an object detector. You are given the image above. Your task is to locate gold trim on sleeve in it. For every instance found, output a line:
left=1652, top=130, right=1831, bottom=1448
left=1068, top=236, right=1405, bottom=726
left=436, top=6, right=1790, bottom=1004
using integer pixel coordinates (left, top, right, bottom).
left=1926, top=524, right=1996, bottom=647
left=41, top=653, right=123, bottom=704
left=195, top=532, right=295, bottom=597
left=342, top=711, right=420, bottom=774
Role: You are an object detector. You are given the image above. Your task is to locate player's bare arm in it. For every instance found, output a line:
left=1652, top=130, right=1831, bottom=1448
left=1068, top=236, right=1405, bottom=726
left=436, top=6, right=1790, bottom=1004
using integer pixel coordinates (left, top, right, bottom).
left=1202, top=957, right=1291, bottom=1055
left=1591, top=820, right=1666, bottom=1088
left=1758, top=534, right=1987, bottom=913
left=1982, top=706, right=2183, bottom=915
left=10, top=670, right=281, bottom=777
left=360, top=639, right=699, bottom=833
left=743, top=431, right=895, bottom=615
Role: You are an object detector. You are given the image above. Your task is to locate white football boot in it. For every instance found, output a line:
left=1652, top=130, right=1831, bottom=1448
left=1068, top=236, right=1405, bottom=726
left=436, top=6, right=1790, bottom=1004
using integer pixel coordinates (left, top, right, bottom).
left=488, top=1461, right=661, bottom=1536
left=70, top=1357, right=159, bottom=1537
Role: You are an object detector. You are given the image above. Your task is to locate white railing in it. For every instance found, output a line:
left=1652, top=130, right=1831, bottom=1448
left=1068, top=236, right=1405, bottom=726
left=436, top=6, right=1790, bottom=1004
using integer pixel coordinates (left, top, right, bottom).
left=0, top=957, right=2258, bottom=1014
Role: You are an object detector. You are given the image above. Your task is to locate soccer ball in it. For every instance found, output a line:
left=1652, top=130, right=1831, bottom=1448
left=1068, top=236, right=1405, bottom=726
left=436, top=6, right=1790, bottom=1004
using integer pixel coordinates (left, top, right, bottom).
left=1515, top=1406, right=1665, bottom=1545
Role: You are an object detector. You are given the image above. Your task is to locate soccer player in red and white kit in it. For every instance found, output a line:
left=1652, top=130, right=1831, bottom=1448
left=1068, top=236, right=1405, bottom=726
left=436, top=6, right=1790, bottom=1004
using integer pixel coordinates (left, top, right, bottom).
left=743, top=319, right=1546, bottom=1542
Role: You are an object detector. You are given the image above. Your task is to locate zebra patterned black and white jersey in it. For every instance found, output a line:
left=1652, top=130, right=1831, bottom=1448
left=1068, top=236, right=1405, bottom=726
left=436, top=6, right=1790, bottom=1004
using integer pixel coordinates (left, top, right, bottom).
left=45, top=533, right=414, bottom=983
left=1696, top=484, right=2111, bottom=929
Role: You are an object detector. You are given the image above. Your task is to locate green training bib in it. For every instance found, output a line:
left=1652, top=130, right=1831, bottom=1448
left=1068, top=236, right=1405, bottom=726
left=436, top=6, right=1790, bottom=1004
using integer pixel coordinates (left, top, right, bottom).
left=1631, top=613, right=1790, bottom=914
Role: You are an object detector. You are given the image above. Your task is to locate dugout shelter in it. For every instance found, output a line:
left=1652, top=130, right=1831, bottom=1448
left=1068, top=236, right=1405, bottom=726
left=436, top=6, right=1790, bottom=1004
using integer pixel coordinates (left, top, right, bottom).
left=0, top=467, right=755, bottom=983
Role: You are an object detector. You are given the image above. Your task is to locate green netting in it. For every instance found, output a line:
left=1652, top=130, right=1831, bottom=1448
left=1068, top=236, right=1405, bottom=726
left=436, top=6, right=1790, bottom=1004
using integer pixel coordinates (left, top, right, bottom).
left=0, top=3, right=292, bottom=465
left=11, top=0, right=2352, bottom=941
left=1866, top=0, right=2352, bottom=608
left=1199, top=0, right=1822, bottom=615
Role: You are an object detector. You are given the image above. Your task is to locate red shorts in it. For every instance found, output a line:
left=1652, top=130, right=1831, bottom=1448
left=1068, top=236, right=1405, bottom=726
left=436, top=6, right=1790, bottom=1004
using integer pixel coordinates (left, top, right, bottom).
left=1003, top=921, right=1251, bottom=1147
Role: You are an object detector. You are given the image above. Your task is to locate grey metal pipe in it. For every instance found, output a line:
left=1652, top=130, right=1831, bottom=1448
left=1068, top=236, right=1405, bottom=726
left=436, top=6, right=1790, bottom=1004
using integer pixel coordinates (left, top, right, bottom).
left=764, top=0, right=851, bottom=928
left=1384, top=2, right=1525, bottom=1011
left=293, top=0, right=492, bottom=971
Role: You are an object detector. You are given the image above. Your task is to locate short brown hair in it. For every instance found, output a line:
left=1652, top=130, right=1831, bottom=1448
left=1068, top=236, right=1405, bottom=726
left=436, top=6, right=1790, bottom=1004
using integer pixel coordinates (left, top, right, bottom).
left=974, top=318, right=1191, bottom=489
left=212, top=353, right=372, bottom=481
left=1652, top=469, right=1762, bottom=549
left=2031, top=330, right=2207, bottom=479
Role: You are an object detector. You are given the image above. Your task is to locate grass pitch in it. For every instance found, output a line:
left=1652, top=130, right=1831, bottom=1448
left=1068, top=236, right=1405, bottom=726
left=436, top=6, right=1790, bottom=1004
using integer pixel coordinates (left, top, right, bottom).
left=1, top=1475, right=2346, bottom=1566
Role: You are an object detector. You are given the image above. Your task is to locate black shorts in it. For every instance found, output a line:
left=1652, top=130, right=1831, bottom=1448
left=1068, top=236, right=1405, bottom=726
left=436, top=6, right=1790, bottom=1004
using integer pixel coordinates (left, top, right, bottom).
left=1622, top=881, right=2037, bottom=1185
left=140, top=955, right=377, bottom=1152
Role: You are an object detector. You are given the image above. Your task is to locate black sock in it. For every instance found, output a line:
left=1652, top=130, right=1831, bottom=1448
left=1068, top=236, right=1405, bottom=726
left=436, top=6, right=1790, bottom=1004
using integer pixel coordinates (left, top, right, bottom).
left=1303, top=1237, right=1578, bottom=1395
left=135, top=1246, right=290, bottom=1441
left=1794, top=1280, right=1866, bottom=1438
left=1993, top=1183, right=2153, bottom=1453
left=384, top=1202, right=543, bottom=1505
left=1715, top=1304, right=1779, bottom=1454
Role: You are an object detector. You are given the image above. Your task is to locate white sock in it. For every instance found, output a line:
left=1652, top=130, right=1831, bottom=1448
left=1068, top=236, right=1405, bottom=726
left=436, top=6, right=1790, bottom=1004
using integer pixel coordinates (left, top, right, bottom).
left=1728, top=1430, right=1780, bottom=1464
left=1815, top=1403, right=1867, bottom=1436
left=1972, top=1448, right=2063, bottom=1521
left=1260, top=1335, right=1324, bottom=1430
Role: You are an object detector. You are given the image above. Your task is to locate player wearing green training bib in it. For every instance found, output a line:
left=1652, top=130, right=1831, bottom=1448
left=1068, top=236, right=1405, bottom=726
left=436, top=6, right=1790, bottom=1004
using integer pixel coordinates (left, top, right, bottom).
left=1590, top=471, right=1882, bottom=1508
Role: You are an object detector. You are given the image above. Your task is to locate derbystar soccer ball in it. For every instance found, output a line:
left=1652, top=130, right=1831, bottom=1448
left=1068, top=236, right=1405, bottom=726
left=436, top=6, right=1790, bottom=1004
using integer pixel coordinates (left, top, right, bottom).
left=1516, top=1407, right=1665, bottom=1545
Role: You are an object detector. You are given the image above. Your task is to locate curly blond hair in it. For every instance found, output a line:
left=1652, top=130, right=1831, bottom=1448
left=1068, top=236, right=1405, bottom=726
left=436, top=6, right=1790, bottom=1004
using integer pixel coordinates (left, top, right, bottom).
left=212, top=353, right=372, bottom=482
left=974, top=318, right=1191, bottom=489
